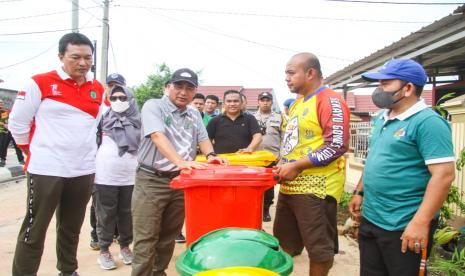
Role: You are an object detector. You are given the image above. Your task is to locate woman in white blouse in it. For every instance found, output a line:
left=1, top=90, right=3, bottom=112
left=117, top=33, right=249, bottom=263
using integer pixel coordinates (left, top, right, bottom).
left=94, top=85, right=141, bottom=270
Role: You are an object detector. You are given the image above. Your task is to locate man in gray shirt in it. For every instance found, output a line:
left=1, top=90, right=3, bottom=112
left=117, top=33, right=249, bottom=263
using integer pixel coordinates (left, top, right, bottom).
left=253, top=92, right=282, bottom=222
left=131, top=68, right=224, bottom=276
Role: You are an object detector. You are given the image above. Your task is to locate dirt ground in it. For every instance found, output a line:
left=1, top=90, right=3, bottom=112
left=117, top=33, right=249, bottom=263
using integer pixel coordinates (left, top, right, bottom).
left=0, top=179, right=360, bottom=275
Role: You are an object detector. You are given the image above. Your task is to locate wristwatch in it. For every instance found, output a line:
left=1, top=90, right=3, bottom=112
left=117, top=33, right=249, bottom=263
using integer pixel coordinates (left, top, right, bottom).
left=206, top=152, right=217, bottom=159
left=353, top=190, right=364, bottom=197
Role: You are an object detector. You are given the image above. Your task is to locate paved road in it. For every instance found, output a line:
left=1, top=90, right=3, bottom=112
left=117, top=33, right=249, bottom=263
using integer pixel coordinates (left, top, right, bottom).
left=0, top=179, right=360, bottom=275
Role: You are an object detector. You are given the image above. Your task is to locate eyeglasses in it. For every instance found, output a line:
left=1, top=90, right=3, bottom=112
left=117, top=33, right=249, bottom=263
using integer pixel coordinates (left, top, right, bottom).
left=109, top=95, right=128, bottom=102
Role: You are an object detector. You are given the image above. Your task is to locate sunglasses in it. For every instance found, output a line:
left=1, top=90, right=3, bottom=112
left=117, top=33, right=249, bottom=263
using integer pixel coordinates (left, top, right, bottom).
left=109, top=95, right=128, bottom=102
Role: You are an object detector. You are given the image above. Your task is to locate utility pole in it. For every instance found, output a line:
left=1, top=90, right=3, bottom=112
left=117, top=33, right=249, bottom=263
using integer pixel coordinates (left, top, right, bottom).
left=71, top=0, right=79, bottom=32
left=100, top=0, right=110, bottom=84
left=93, top=40, right=98, bottom=80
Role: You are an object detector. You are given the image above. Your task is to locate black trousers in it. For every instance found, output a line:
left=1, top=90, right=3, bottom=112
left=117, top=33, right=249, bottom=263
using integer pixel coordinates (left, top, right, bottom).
left=359, top=217, right=437, bottom=276
left=12, top=173, right=94, bottom=275
left=0, top=131, right=24, bottom=162
left=263, top=162, right=276, bottom=210
left=95, top=184, right=133, bottom=251
left=264, top=187, right=274, bottom=210
left=90, top=186, right=98, bottom=241
left=90, top=185, right=119, bottom=242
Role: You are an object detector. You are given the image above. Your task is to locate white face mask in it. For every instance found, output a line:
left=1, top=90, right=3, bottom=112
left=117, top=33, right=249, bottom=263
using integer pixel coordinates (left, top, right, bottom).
left=110, top=100, right=130, bottom=113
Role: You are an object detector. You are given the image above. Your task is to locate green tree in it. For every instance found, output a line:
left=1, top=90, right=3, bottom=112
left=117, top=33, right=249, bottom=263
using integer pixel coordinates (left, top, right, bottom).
left=133, top=63, right=171, bottom=108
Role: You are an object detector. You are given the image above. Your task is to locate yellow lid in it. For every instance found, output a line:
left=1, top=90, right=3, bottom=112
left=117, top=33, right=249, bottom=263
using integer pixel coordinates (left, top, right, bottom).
left=196, top=151, right=277, bottom=167
left=195, top=266, right=279, bottom=276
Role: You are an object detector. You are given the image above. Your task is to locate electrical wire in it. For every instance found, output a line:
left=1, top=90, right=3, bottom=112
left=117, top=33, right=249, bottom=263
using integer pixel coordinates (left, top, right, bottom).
left=119, top=4, right=353, bottom=62
left=0, top=6, right=100, bottom=22
left=0, top=25, right=101, bottom=36
left=144, top=7, right=280, bottom=83
left=116, top=4, right=431, bottom=24
left=320, top=0, right=464, bottom=5
left=109, top=38, right=118, bottom=72
left=0, top=42, right=56, bottom=70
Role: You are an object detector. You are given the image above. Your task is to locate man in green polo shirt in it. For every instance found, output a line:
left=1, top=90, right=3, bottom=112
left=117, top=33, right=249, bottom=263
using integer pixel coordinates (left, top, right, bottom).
left=349, top=59, right=455, bottom=276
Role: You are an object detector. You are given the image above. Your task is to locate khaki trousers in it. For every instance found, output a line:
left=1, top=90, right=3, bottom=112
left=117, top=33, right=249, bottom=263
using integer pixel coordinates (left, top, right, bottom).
left=131, top=170, right=184, bottom=276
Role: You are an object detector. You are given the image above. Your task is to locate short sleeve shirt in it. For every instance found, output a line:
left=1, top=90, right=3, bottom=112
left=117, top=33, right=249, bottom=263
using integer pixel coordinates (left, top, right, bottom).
left=253, top=111, right=282, bottom=157
left=137, top=96, right=209, bottom=172
left=206, top=112, right=261, bottom=154
left=362, top=100, right=455, bottom=231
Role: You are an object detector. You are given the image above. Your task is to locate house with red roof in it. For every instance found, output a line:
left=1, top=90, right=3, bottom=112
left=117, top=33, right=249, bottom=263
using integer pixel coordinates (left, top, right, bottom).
left=197, top=86, right=278, bottom=113
left=344, top=90, right=433, bottom=121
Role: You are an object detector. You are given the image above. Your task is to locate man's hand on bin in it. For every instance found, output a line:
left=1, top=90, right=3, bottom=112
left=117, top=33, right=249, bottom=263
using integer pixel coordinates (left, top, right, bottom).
left=207, top=156, right=229, bottom=165
left=176, top=160, right=208, bottom=170
left=237, top=147, right=253, bottom=154
left=274, top=162, right=303, bottom=182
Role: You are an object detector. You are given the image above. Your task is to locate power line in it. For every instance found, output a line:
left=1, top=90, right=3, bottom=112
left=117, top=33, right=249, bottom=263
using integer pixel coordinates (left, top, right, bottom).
left=0, top=25, right=101, bottom=36
left=133, top=5, right=353, bottom=62
left=80, top=6, right=99, bottom=28
left=88, top=0, right=104, bottom=6
left=0, top=12, right=100, bottom=70
left=109, top=39, right=118, bottom=72
left=0, top=42, right=56, bottom=70
left=0, top=6, right=100, bottom=22
left=320, top=0, right=465, bottom=5
left=145, top=8, right=280, bottom=83
left=116, top=4, right=431, bottom=24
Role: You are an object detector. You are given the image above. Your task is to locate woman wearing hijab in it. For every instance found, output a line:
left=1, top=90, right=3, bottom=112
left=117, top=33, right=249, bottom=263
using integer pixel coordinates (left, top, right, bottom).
left=94, top=85, right=141, bottom=270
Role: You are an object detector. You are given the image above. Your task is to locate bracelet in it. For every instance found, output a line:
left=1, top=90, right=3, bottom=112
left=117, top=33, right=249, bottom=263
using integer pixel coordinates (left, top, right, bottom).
left=206, top=152, right=217, bottom=159
left=353, top=190, right=364, bottom=197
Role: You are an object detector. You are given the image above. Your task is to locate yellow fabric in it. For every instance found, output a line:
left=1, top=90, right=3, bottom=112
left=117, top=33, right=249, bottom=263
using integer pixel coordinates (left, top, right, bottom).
left=195, top=267, right=279, bottom=276
left=280, top=97, right=345, bottom=202
left=196, top=150, right=277, bottom=167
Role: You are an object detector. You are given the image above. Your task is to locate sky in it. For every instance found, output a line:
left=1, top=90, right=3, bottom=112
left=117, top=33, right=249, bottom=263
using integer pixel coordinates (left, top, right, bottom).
left=0, top=0, right=464, bottom=106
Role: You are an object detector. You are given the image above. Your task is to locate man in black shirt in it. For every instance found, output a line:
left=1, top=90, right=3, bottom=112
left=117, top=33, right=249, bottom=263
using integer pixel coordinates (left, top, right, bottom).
left=207, top=90, right=262, bottom=154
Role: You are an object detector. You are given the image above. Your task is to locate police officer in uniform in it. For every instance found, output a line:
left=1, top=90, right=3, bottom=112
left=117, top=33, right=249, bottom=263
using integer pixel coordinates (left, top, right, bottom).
left=253, top=92, right=282, bottom=221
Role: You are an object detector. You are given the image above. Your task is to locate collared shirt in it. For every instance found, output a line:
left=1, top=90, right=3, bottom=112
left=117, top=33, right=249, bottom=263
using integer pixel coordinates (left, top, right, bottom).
left=253, top=110, right=282, bottom=157
left=8, top=67, right=104, bottom=177
left=206, top=112, right=261, bottom=154
left=362, top=99, right=455, bottom=231
left=137, top=96, right=208, bottom=172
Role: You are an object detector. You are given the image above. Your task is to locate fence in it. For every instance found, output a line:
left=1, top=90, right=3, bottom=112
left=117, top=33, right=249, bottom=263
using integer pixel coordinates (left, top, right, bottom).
left=349, top=122, right=372, bottom=164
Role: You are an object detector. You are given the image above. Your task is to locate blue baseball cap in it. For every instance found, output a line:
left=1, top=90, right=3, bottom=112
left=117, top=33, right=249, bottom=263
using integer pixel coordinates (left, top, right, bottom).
left=362, top=59, right=427, bottom=86
left=106, top=73, right=126, bottom=85
left=283, top=98, right=295, bottom=108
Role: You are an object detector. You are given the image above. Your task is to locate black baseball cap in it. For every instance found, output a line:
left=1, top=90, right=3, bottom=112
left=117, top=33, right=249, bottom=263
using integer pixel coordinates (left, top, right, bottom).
left=258, top=92, right=273, bottom=100
left=170, top=68, right=198, bottom=87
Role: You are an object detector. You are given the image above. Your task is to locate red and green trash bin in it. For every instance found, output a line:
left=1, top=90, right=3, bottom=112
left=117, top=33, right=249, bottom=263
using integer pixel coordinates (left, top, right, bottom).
left=175, top=228, right=293, bottom=276
left=171, top=154, right=291, bottom=275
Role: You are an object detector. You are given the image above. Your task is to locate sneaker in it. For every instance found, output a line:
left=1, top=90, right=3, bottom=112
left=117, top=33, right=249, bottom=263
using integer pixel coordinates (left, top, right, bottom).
left=119, top=247, right=133, bottom=265
left=0, top=160, right=5, bottom=167
left=175, top=233, right=186, bottom=243
left=263, top=209, right=271, bottom=222
left=19, top=160, right=25, bottom=165
left=97, top=251, right=117, bottom=270
left=90, top=239, right=100, bottom=251
left=58, top=272, right=79, bottom=276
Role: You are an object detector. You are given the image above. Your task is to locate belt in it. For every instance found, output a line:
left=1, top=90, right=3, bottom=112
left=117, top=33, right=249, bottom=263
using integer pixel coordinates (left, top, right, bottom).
left=138, top=164, right=180, bottom=179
